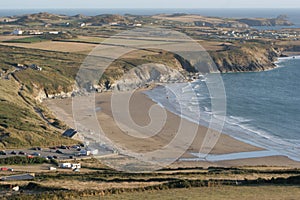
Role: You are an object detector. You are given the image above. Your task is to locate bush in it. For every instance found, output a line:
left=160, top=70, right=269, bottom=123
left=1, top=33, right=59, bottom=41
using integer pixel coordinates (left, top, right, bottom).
left=0, top=156, right=48, bottom=165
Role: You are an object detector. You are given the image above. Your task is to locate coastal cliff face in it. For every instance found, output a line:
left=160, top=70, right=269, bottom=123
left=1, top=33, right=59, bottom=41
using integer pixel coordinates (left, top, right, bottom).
left=114, top=63, right=186, bottom=91
left=210, top=44, right=281, bottom=73
left=80, top=44, right=282, bottom=92
left=237, top=15, right=294, bottom=26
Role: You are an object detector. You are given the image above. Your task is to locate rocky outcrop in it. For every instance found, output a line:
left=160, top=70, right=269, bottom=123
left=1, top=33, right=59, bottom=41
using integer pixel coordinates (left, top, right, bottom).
left=35, top=88, right=74, bottom=102
left=114, top=63, right=186, bottom=91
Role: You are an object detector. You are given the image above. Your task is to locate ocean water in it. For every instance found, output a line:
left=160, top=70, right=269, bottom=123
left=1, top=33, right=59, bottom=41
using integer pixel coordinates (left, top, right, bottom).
left=145, top=57, right=300, bottom=161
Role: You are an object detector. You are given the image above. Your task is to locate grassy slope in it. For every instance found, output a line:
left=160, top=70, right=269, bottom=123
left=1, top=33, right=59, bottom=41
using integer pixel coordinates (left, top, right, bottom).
left=0, top=79, right=73, bottom=148
left=0, top=45, right=83, bottom=148
left=0, top=44, right=186, bottom=148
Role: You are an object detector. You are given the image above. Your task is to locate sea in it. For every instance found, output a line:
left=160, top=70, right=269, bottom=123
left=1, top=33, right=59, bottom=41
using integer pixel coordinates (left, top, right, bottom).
left=145, top=57, right=300, bottom=161
left=1, top=8, right=299, bottom=161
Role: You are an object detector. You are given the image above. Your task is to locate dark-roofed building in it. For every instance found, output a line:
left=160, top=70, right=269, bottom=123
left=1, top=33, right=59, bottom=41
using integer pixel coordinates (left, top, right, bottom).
left=62, top=129, right=78, bottom=138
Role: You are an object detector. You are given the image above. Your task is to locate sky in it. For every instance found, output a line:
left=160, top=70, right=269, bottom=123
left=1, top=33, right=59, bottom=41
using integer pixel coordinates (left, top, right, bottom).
left=1, top=0, right=300, bottom=9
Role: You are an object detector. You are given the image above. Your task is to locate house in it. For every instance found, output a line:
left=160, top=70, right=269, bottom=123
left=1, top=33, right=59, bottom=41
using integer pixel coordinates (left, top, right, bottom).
left=62, top=129, right=83, bottom=141
left=28, top=30, right=43, bottom=35
left=62, top=129, right=78, bottom=138
left=71, top=163, right=81, bottom=169
left=16, top=63, right=27, bottom=70
left=133, top=23, right=142, bottom=27
left=109, top=22, right=120, bottom=26
left=59, top=163, right=81, bottom=169
left=12, top=29, right=23, bottom=35
left=30, top=64, right=42, bottom=71
left=48, top=31, right=59, bottom=35
left=59, top=163, right=72, bottom=168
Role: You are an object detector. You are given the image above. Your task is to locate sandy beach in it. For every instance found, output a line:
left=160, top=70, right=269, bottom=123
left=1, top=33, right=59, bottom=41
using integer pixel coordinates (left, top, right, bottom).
left=45, top=90, right=300, bottom=168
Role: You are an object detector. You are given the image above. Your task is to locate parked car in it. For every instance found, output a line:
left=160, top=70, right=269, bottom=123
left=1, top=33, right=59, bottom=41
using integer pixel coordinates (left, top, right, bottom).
left=0, top=151, right=6, bottom=155
left=42, top=156, right=49, bottom=160
left=47, top=156, right=53, bottom=160
left=18, top=151, right=27, bottom=155
left=72, top=145, right=80, bottom=150
left=53, top=155, right=58, bottom=159
left=56, top=150, right=63, bottom=154
left=32, top=152, right=41, bottom=156
left=10, top=151, right=17, bottom=155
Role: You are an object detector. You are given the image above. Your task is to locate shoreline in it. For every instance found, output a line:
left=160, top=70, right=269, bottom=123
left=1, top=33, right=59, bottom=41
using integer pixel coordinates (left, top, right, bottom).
left=41, top=53, right=300, bottom=168
left=44, top=89, right=300, bottom=168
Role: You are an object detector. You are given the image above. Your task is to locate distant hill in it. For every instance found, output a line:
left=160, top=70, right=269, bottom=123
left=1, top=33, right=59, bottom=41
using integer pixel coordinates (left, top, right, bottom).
left=86, top=14, right=127, bottom=24
left=15, top=12, right=66, bottom=24
left=237, top=15, right=294, bottom=27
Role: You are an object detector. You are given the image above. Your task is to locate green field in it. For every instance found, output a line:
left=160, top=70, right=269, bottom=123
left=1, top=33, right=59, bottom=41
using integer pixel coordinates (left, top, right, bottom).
left=3, top=36, right=48, bottom=43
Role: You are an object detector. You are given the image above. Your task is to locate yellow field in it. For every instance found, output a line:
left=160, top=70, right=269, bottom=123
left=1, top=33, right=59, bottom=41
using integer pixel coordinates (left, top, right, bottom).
left=1, top=40, right=97, bottom=54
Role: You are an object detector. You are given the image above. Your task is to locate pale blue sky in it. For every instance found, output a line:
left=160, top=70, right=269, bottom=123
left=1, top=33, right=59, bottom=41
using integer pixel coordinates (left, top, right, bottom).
left=1, top=0, right=300, bottom=9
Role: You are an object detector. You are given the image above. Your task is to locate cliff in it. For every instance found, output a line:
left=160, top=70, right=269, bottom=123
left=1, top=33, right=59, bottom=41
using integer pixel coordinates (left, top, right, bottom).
left=114, top=63, right=186, bottom=91
left=210, top=43, right=281, bottom=73
left=237, top=15, right=294, bottom=27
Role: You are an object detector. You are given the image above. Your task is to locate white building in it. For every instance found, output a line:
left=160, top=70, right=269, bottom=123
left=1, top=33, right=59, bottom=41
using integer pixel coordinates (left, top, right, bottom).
left=12, top=29, right=23, bottom=35
left=59, top=163, right=81, bottom=169
left=48, top=31, right=59, bottom=35
left=71, top=163, right=81, bottom=169
left=49, top=167, right=57, bottom=171
left=59, top=163, right=72, bottom=168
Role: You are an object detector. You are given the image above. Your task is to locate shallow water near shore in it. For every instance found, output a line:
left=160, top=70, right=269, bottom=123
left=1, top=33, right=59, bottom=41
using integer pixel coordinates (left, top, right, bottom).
left=145, top=57, right=300, bottom=161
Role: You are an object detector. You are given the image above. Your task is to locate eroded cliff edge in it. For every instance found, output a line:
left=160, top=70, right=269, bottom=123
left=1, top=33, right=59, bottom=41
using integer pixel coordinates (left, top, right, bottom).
left=210, top=43, right=282, bottom=73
